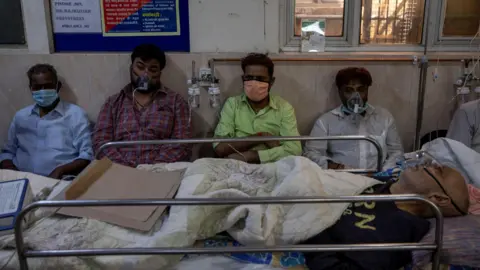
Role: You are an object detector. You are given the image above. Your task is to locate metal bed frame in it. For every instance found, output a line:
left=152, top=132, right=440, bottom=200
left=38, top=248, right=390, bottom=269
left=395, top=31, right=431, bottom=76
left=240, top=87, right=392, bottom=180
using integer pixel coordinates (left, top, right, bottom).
left=13, top=136, right=444, bottom=270
left=96, top=135, right=384, bottom=173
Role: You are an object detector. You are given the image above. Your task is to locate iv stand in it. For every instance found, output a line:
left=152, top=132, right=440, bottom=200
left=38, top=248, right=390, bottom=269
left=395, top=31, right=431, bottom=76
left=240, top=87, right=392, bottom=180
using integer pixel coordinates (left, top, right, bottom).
left=413, top=0, right=431, bottom=150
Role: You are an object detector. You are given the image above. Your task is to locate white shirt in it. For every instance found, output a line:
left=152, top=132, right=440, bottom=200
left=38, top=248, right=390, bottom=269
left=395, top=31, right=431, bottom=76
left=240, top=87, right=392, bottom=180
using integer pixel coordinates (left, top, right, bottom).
left=303, top=105, right=404, bottom=170
left=447, top=99, right=480, bottom=153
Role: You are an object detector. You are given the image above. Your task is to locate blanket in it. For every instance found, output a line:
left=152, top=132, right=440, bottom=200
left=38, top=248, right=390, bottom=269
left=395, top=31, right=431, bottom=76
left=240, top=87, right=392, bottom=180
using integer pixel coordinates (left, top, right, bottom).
left=0, top=157, right=379, bottom=270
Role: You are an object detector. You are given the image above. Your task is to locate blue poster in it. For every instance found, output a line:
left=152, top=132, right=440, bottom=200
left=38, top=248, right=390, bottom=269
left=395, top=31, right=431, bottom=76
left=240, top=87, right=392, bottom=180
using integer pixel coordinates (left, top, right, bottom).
left=51, top=0, right=189, bottom=52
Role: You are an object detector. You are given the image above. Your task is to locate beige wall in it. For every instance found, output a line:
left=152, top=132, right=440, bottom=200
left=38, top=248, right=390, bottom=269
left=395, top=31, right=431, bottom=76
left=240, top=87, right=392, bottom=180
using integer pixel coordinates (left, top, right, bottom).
left=0, top=53, right=469, bottom=152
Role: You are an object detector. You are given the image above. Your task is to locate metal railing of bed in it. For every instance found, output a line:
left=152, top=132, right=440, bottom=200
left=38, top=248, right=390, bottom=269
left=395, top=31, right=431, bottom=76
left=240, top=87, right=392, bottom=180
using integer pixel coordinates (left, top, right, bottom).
left=14, top=195, right=443, bottom=270
left=95, top=135, right=384, bottom=173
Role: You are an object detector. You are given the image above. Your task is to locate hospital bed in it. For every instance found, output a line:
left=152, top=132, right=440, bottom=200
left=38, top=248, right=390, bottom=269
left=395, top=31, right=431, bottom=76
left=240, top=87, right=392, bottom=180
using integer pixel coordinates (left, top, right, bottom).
left=12, top=135, right=445, bottom=270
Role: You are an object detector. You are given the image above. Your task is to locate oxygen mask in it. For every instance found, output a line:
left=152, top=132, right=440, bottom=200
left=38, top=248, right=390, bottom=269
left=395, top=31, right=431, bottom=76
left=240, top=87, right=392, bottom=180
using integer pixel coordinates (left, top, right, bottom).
left=346, top=92, right=366, bottom=114
left=400, top=151, right=438, bottom=170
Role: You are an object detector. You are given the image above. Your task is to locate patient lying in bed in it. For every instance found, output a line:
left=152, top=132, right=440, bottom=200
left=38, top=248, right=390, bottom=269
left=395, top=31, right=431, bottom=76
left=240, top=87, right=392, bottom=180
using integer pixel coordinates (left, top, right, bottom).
left=303, top=163, right=469, bottom=270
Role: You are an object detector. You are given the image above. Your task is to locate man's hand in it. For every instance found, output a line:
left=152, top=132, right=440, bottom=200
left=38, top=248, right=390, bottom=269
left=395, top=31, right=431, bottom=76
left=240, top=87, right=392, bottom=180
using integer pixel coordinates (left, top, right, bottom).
left=0, top=160, right=18, bottom=171
left=265, top=140, right=281, bottom=149
left=256, top=132, right=281, bottom=149
left=242, top=150, right=260, bottom=164
left=48, top=166, right=65, bottom=179
left=327, top=161, right=346, bottom=170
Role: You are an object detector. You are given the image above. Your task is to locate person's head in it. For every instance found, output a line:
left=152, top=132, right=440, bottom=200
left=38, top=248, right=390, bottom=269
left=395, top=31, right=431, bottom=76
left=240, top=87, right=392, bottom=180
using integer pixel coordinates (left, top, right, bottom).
left=392, top=165, right=469, bottom=218
left=27, top=64, right=61, bottom=108
left=335, top=67, right=372, bottom=113
left=241, top=53, right=275, bottom=104
left=130, top=44, right=166, bottom=93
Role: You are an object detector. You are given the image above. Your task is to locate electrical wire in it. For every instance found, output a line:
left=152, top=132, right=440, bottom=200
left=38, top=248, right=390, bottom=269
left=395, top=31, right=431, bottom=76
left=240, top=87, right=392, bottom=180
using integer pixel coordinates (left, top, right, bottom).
left=446, top=29, right=480, bottom=105
left=459, top=29, right=480, bottom=95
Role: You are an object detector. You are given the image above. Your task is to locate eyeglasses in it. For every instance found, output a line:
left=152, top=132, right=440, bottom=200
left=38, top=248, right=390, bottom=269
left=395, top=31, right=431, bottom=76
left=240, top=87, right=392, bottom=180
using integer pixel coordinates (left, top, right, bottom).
left=423, top=168, right=467, bottom=216
left=242, top=75, right=271, bottom=83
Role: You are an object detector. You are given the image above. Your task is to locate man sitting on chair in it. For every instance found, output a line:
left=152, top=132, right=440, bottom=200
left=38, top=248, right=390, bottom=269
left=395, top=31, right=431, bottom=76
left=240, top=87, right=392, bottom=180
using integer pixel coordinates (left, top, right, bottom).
left=93, top=44, right=192, bottom=167
left=0, top=64, right=93, bottom=179
left=213, top=53, right=302, bottom=164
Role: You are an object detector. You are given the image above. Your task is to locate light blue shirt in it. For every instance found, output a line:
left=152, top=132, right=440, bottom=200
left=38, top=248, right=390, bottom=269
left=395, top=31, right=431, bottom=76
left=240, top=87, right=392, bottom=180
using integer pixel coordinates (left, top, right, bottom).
left=0, top=101, right=93, bottom=176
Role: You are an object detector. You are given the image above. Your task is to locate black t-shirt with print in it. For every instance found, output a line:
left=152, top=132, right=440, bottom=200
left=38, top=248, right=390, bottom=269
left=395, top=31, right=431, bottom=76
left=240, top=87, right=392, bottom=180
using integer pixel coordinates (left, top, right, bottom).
left=302, top=184, right=431, bottom=270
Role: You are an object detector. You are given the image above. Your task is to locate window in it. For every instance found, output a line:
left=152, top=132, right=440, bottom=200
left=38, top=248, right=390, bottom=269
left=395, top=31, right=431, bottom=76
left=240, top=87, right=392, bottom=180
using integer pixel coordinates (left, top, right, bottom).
left=0, top=0, right=26, bottom=45
left=294, top=0, right=345, bottom=37
left=284, top=0, right=479, bottom=52
left=442, top=0, right=480, bottom=37
left=360, top=0, right=425, bottom=45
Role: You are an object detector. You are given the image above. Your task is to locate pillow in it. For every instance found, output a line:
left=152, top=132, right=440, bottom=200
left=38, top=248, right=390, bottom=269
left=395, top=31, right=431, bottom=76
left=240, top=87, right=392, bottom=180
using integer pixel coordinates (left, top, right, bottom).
left=412, top=215, right=480, bottom=268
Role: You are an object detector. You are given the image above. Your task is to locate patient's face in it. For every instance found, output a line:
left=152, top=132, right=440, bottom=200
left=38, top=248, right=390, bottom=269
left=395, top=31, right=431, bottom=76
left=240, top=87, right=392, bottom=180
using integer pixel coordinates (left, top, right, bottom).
left=398, top=165, right=469, bottom=217
left=401, top=165, right=460, bottom=191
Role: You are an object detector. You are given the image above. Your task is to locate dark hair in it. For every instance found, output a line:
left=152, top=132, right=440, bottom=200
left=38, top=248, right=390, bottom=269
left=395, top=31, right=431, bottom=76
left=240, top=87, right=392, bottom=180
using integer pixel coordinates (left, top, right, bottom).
left=131, top=44, right=166, bottom=70
left=27, top=64, right=58, bottom=86
left=241, top=53, right=274, bottom=78
left=335, top=67, right=372, bottom=89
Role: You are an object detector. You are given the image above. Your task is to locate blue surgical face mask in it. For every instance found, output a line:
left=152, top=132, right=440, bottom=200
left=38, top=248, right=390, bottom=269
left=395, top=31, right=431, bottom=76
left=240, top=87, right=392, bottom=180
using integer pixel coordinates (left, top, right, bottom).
left=32, top=89, right=59, bottom=107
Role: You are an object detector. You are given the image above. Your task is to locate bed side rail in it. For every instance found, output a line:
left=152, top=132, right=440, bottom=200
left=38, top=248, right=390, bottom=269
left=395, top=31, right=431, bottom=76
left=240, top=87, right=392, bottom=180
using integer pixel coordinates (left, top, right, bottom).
left=15, top=195, right=443, bottom=270
left=96, top=135, right=384, bottom=173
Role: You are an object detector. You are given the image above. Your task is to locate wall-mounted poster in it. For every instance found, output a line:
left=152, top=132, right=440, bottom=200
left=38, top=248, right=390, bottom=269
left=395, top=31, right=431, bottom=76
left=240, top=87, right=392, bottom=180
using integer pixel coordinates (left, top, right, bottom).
left=101, top=0, right=180, bottom=36
left=51, top=0, right=189, bottom=52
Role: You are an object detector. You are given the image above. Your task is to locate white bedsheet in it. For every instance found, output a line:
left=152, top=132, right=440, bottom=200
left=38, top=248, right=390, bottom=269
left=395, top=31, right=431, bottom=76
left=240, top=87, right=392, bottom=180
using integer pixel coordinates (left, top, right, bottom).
left=0, top=157, right=379, bottom=270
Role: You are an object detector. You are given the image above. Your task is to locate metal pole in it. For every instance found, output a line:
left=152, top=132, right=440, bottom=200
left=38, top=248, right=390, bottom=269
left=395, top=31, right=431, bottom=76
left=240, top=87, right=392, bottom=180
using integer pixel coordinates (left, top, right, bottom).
left=414, top=60, right=429, bottom=150
left=414, top=0, right=431, bottom=150
left=25, top=243, right=437, bottom=257
left=14, top=195, right=443, bottom=270
left=96, top=135, right=384, bottom=172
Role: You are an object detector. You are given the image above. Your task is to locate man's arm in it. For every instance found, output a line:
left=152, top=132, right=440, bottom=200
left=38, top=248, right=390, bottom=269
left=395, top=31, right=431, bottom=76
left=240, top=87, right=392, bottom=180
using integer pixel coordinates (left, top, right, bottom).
left=153, top=95, right=192, bottom=163
left=93, top=101, right=134, bottom=166
left=49, top=159, right=90, bottom=179
left=50, top=111, right=93, bottom=178
left=382, top=117, right=404, bottom=170
left=447, top=107, right=473, bottom=148
left=303, top=117, right=332, bottom=169
left=256, top=104, right=302, bottom=163
left=0, top=116, right=19, bottom=170
left=214, top=98, right=262, bottom=157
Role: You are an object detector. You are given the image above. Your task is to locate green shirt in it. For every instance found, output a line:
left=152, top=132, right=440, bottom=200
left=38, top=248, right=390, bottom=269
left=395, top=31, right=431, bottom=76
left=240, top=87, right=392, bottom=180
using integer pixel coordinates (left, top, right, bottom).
left=214, top=94, right=302, bottom=163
